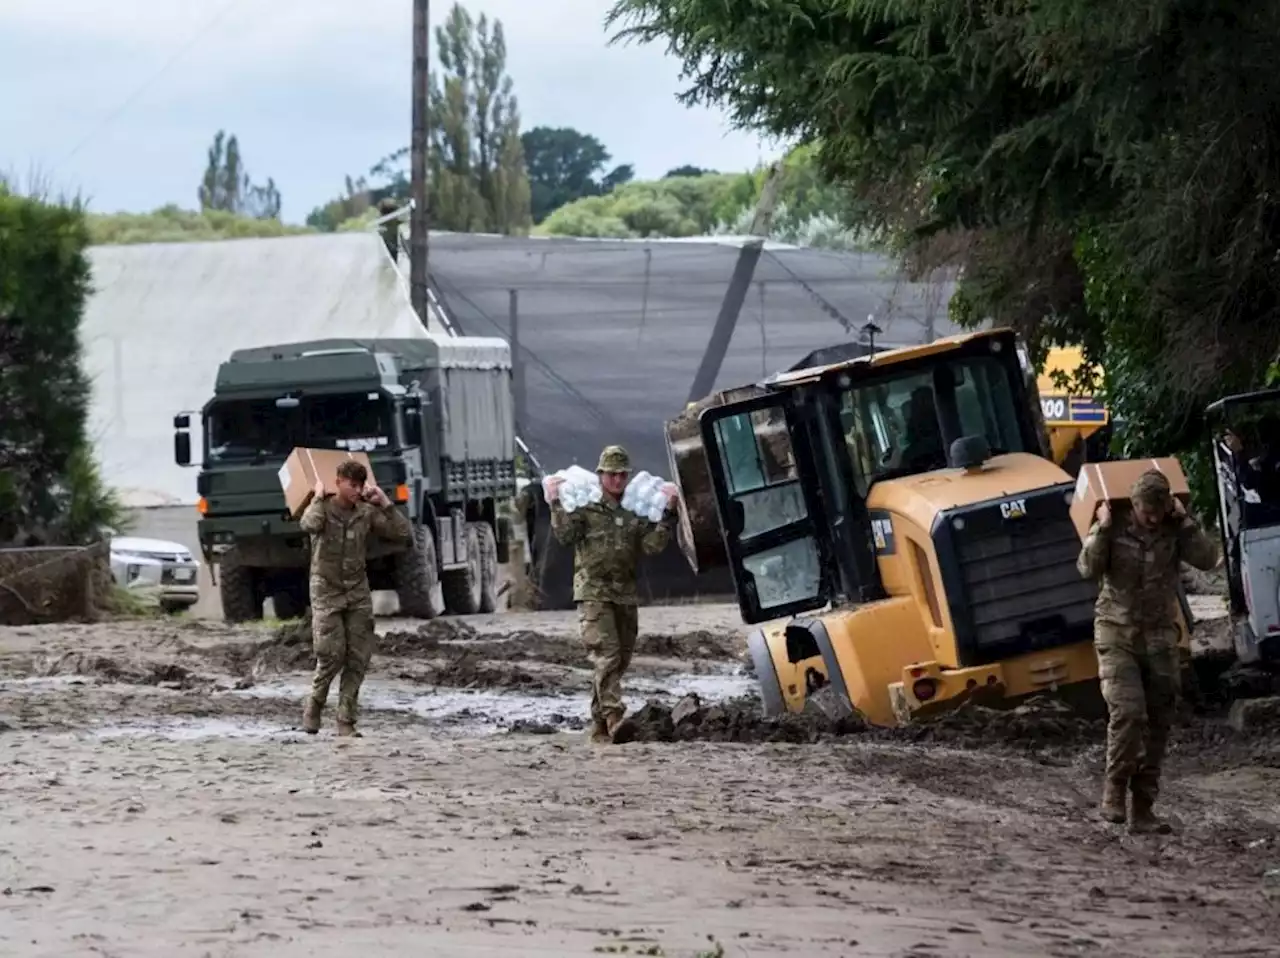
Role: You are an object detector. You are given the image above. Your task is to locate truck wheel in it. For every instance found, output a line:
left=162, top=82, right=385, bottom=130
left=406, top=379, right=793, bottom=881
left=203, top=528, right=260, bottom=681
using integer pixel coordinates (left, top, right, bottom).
left=442, top=523, right=483, bottom=615
left=272, top=587, right=307, bottom=621
left=219, top=548, right=262, bottom=623
left=472, top=521, right=499, bottom=613
left=396, top=525, right=443, bottom=619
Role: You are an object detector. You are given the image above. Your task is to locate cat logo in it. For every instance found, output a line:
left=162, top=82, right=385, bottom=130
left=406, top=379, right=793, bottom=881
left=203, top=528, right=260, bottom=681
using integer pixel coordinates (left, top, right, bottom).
left=1000, top=498, right=1028, bottom=520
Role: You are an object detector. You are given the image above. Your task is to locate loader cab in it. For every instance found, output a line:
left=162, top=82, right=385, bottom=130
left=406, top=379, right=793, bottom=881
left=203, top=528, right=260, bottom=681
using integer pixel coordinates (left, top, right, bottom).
left=1206, top=388, right=1280, bottom=661
left=698, top=330, right=1046, bottom=625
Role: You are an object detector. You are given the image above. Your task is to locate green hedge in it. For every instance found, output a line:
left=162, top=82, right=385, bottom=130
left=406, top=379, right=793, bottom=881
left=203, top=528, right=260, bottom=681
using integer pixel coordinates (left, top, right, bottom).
left=0, top=184, right=121, bottom=544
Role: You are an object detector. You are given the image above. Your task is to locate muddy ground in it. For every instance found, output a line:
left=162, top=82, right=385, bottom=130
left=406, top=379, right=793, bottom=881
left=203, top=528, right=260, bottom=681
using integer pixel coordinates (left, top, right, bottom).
left=1, top=602, right=1279, bottom=957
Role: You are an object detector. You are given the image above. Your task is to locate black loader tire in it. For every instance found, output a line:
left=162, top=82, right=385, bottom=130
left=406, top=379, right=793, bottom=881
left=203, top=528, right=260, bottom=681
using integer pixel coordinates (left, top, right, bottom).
left=219, top=547, right=262, bottom=623
left=473, top=521, right=499, bottom=613
left=442, top=523, right=483, bottom=615
left=396, top=524, right=443, bottom=619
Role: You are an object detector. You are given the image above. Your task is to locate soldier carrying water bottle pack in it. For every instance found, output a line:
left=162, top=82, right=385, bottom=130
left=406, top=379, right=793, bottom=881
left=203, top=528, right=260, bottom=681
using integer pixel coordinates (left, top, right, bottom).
left=546, top=445, right=679, bottom=743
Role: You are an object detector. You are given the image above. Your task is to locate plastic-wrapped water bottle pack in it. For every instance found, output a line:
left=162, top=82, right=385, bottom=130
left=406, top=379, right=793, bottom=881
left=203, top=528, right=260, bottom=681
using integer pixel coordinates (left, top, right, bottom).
left=541, top=465, right=602, bottom=513
left=621, top=470, right=674, bottom=523
left=542, top=466, right=675, bottom=521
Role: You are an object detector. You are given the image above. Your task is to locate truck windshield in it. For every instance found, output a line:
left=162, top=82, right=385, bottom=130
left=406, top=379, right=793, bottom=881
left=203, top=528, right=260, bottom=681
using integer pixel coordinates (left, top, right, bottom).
left=839, top=354, right=1028, bottom=490
left=206, top=392, right=397, bottom=461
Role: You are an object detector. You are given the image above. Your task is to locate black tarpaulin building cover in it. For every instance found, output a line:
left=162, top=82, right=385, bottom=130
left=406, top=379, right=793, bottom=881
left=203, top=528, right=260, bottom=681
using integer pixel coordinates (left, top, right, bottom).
left=424, top=232, right=961, bottom=606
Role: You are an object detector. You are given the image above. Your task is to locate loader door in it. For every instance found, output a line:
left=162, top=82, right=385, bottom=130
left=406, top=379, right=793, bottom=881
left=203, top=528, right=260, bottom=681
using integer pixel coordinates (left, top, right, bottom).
left=699, top=395, right=832, bottom=623
left=1212, top=435, right=1247, bottom=613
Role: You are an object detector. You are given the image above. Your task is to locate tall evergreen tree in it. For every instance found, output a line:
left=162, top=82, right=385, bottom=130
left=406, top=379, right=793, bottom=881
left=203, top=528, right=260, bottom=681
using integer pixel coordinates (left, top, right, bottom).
left=198, top=130, right=282, bottom=221
left=426, top=3, right=531, bottom=233
left=0, top=181, right=118, bottom=546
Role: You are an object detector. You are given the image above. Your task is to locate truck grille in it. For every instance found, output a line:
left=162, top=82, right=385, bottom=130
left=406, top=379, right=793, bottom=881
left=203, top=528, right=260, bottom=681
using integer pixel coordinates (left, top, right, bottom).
left=935, top=486, right=1098, bottom=666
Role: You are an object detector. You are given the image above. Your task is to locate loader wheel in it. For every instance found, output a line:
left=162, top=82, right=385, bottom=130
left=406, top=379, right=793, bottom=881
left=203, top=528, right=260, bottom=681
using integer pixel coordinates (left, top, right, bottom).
left=473, top=521, right=499, bottom=613
left=442, top=523, right=483, bottom=615
left=396, top=525, right=443, bottom=619
left=219, top=547, right=262, bottom=623
left=746, top=629, right=785, bottom=718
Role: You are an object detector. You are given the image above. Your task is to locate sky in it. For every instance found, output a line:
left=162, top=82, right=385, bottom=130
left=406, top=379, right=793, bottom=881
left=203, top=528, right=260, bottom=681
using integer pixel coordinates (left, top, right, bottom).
left=0, top=0, right=783, bottom=224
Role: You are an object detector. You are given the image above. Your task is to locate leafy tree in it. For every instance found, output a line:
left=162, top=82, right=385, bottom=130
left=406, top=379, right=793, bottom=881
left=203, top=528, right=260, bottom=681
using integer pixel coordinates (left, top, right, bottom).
left=539, top=171, right=755, bottom=238
left=306, top=175, right=372, bottom=232
left=428, top=2, right=531, bottom=233
left=198, top=131, right=282, bottom=220
left=606, top=0, right=1280, bottom=498
left=664, top=165, right=715, bottom=178
left=0, top=180, right=120, bottom=546
left=520, top=126, right=635, bottom=222
left=537, top=146, right=868, bottom=248
left=601, top=164, right=635, bottom=192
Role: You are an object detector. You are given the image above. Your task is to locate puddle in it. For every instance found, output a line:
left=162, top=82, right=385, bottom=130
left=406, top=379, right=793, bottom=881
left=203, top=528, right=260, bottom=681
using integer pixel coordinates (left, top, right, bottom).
left=90, top=718, right=295, bottom=742
left=231, top=671, right=757, bottom=736
left=630, top=672, right=755, bottom=701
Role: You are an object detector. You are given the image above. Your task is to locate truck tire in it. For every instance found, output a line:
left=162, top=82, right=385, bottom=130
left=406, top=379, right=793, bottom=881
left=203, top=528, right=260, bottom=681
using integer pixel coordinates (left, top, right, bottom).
left=396, top=525, right=443, bottom=619
left=272, top=586, right=307, bottom=621
left=219, top=548, right=262, bottom=623
left=442, top=523, right=483, bottom=615
left=473, top=521, right=499, bottom=613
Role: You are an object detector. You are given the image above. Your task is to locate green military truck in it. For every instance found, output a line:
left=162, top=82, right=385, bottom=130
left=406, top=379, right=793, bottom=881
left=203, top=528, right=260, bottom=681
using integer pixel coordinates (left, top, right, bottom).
left=173, top=336, right=518, bottom=623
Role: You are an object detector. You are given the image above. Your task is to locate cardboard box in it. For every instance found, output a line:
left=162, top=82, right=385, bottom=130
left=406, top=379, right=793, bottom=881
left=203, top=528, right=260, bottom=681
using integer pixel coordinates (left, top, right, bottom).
left=279, top=448, right=373, bottom=519
left=1070, top=457, right=1191, bottom=539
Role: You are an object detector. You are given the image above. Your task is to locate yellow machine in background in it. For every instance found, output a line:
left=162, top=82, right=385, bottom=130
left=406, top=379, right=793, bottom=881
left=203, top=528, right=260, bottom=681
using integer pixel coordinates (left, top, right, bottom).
left=667, top=328, right=1110, bottom=727
left=1039, top=346, right=1111, bottom=474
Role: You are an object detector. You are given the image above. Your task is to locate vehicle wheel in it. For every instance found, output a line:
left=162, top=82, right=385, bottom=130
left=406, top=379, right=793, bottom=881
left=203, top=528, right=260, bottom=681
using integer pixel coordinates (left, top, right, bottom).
left=472, top=521, right=499, bottom=613
left=442, top=523, right=483, bottom=615
left=396, top=524, right=443, bottom=619
left=219, top=547, right=262, bottom=623
left=272, top=586, right=308, bottom=621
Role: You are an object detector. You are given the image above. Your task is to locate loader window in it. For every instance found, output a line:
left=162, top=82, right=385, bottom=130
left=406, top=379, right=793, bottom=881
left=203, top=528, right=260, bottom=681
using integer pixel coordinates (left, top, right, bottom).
left=712, top=408, right=808, bottom=539
left=741, top=537, right=823, bottom=609
left=840, top=355, right=1029, bottom=486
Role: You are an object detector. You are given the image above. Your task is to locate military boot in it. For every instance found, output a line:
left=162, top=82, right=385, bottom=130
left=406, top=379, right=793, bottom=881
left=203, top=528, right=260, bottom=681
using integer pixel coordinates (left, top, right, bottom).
left=302, top=698, right=322, bottom=735
left=336, top=721, right=362, bottom=738
left=588, top=716, right=611, bottom=744
left=1129, top=782, right=1172, bottom=834
left=1098, top=778, right=1127, bottom=824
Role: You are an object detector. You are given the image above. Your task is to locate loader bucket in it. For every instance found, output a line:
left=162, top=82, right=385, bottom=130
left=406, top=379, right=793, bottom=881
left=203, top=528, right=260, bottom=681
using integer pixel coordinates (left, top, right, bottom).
left=664, top=383, right=768, bottom=574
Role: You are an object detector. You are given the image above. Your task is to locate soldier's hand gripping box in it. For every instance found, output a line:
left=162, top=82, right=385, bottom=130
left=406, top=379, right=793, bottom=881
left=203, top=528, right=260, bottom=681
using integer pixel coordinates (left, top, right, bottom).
left=278, top=448, right=373, bottom=520
left=1069, top=457, right=1192, bottom=539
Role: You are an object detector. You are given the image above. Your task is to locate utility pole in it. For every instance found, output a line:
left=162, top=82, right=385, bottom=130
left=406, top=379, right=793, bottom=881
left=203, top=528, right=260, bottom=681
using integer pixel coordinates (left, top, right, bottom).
left=409, top=0, right=430, bottom=324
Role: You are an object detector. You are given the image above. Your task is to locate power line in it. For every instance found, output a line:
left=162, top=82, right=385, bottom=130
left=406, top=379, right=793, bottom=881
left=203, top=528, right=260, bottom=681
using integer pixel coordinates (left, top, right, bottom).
left=56, top=0, right=245, bottom=170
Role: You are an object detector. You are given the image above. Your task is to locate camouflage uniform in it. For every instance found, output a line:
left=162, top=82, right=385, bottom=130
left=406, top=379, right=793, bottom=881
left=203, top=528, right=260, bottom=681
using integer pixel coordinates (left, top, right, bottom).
left=1076, top=470, right=1218, bottom=830
left=299, top=494, right=412, bottom=735
left=550, top=446, right=674, bottom=740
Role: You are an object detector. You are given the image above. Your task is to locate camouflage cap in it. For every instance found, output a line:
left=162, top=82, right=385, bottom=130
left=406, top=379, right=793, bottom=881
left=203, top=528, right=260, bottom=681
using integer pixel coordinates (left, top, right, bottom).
left=1131, top=468, right=1172, bottom=508
left=597, top=445, right=630, bottom=473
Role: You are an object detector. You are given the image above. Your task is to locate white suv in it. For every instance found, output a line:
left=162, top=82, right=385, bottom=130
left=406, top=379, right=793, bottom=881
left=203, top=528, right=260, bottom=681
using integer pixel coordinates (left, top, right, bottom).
left=110, top=536, right=201, bottom=614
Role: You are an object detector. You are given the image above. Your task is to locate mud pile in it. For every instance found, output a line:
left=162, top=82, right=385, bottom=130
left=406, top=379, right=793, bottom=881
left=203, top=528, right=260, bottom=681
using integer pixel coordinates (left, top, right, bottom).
left=609, top=692, right=869, bottom=745
left=411, top=649, right=563, bottom=693
left=895, top=696, right=1104, bottom=750
left=32, top=651, right=209, bottom=689
left=608, top=693, right=1109, bottom=749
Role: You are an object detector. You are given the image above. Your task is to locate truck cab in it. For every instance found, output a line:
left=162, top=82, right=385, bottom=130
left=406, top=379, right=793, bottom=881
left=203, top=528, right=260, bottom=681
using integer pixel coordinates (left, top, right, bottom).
left=668, top=328, right=1106, bottom=726
left=175, top=337, right=517, bottom=622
